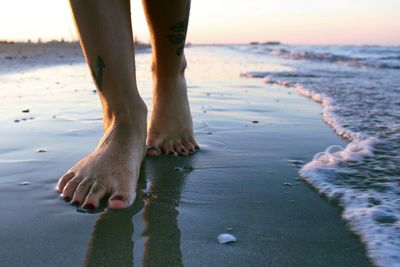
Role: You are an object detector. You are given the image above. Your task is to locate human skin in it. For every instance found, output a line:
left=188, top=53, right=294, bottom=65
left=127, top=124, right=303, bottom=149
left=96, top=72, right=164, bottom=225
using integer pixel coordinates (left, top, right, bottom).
left=57, top=0, right=198, bottom=210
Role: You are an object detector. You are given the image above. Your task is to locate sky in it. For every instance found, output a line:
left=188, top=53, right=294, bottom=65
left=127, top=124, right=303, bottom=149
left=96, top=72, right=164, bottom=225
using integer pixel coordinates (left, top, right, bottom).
left=0, top=0, right=399, bottom=45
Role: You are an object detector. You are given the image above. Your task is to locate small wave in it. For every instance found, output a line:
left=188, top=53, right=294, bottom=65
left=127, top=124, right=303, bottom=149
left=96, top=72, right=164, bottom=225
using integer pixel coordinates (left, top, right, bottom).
left=244, top=72, right=399, bottom=266
left=379, top=56, right=400, bottom=60
left=294, top=84, right=400, bottom=267
left=285, top=84, right=399, bottom=267
left=268, top=48, right=366, bottom=67
left=260, top=77, right=366, bottom=141
left=241, top=44, right=400, bottom=266
left=375, top=63, right=400, bottom=70
left=300, top=137, right=400, bottom=267
left=241, top=71, right=317, bottom=79
left=267, top=48, right=400, bottom=70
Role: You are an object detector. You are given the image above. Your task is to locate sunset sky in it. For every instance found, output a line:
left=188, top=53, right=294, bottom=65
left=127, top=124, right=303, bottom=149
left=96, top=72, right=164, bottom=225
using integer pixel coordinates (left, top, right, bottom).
left=0, top=0, right=399, bottom=45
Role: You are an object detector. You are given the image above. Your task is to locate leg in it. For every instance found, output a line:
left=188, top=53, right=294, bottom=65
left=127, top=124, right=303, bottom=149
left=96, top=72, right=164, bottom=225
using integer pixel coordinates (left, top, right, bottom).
left=142, top=0, right=199, bottom=156
left=57, top=0, right=147, bottom=209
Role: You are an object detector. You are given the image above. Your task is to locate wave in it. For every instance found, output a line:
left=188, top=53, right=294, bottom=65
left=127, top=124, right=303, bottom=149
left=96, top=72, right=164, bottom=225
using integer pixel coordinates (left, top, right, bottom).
left=266, top=48, right=368, bottom=67
left=262, top=47, right=400, bottom=70
left=242, top=70, right=400, bottom=267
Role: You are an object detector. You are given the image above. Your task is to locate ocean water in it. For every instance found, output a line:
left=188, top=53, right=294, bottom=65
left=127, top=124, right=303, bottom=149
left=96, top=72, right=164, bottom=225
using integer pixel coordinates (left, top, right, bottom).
left=239, top=44, right=400, bottom=267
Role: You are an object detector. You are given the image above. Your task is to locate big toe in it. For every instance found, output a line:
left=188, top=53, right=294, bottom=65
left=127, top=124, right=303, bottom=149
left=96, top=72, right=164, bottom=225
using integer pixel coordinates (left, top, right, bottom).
left=108, top=191, right=136, bottom=209
left=146, top=146, right=161, bottom=157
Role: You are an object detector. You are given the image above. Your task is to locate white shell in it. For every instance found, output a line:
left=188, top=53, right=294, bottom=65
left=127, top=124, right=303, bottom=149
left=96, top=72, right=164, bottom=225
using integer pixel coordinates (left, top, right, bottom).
left=218, top=233, right=237, bottom=244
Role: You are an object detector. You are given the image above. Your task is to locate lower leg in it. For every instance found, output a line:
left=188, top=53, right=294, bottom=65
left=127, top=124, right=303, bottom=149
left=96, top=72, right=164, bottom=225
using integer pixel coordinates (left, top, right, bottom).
left=57, top=0, right=147, bottom=209
left=142, top=0, right=199, bottom=156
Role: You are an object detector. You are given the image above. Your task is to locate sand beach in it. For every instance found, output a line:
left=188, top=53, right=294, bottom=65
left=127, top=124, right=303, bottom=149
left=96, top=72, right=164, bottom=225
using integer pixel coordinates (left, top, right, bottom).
left=0, top=42, right=373, bottom=266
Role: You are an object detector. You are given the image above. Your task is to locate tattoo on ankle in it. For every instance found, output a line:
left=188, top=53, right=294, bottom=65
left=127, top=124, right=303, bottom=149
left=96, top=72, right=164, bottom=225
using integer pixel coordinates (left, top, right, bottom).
left=166, top=1, right=190, bottom=56
left=91, top=56, right=106, bottom=91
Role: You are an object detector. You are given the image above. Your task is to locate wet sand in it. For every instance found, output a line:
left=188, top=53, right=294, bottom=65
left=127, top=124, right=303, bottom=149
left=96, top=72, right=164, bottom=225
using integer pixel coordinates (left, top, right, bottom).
left=0, top=44, right=372, bottom=266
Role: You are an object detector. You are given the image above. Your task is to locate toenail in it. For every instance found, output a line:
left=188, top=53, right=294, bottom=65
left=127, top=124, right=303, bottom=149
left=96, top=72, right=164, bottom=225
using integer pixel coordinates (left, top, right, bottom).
left=84, top=203, right=95, bottom=210
left=71, top=201, right=80, bottom=206
left=111, top=195, right=127, bottom=202
left=146, top=146, right=161, bottom=156
left=63, top=196, right=71, bottom=202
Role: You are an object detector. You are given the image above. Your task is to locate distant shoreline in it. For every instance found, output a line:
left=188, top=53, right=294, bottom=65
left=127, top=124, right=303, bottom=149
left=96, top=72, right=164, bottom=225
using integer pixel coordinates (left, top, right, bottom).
left=0, top=41, right=150, bottom=75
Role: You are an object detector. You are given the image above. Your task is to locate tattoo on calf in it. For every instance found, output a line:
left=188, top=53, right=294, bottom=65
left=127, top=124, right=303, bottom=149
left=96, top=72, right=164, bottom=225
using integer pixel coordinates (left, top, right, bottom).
left=166, top=1, right=190, bottom=56
left=91, top=56, right=106, bottom=91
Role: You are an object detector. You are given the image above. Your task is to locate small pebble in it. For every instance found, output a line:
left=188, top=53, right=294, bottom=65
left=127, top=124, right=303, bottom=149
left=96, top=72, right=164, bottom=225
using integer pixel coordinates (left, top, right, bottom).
left=22, top=109, right=30, bottom=113
left=252, top=120, right=259, bottom=123
left=226, top=227, right=233, bottom=231
left=19, top=181, right=31, bottom=185
left=284, top=182, right=293, bottom=186
left=218, top=233, right=237, bottom=244
left=288, top=159, right=304, bottom=168
left=14, top=119, right=20, bottom=123
left=36, top=149, right=48, bottom=153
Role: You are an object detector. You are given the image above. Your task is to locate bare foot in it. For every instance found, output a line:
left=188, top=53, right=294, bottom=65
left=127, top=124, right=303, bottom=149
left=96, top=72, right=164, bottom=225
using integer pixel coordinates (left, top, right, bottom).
left=146, top=74, right=199, bottom=157
left=57, top=110, right=147, bottom=210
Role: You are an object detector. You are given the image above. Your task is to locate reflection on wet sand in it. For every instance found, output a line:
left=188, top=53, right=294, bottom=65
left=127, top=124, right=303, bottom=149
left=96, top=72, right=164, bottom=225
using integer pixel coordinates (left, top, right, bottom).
left=84, top=156, right=194, bottom=267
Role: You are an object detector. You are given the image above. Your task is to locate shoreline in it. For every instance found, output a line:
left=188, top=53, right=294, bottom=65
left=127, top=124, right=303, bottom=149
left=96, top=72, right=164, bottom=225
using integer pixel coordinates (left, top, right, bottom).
left=0, top=41, right=150, bottom=75
left=0, top=45, right=373, bottom=266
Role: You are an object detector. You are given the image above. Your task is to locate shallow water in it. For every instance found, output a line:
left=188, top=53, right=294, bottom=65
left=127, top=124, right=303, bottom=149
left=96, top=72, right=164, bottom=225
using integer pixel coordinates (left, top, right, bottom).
left=241, top=44, right=400, bottom=267
left=0, top=46, right=372, bottom=266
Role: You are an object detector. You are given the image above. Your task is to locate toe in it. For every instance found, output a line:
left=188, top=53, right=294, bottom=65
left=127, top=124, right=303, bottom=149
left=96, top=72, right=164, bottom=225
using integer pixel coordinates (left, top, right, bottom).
left=174, top=143, right=188, bottom=156
left=71, top=178, right=92, bottom=206
left=82, top=182, right=107, bottom=209
left=188, top=136, right=200, bottom=150
left=61, top=176, right=83, bottom=201
left=57, top=172, right=75, bottom=192
left=108, top=191, right=136, bottom=209
left=163, top=142, right=177, bottom=156
left=183, top=140, right=195, bottom=154
left=146, top=146, right=161, bottom=157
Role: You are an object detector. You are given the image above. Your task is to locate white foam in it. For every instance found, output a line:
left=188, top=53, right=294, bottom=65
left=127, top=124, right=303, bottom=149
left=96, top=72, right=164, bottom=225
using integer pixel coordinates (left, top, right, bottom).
left=301, top=165, right=400, bottom=267
left=290, top=85, right=400, bottom=267
left=261, top=77, right=400, bottom=266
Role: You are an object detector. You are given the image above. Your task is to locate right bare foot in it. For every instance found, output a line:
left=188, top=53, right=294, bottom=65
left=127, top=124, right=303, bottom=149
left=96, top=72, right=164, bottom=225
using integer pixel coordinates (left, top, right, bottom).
left=57, top=105, right=147, bottom=210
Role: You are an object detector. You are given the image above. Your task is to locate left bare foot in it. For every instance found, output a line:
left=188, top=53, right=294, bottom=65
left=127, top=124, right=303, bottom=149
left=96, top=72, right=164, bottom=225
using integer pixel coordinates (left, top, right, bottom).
left=146, top=74, right=199, bottom=157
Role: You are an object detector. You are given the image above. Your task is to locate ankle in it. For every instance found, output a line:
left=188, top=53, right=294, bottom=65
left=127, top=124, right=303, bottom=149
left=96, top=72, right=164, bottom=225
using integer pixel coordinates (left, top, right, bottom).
left=151, top=56, right=187, bottom=79
left=103, top=99, right=147, bottom=130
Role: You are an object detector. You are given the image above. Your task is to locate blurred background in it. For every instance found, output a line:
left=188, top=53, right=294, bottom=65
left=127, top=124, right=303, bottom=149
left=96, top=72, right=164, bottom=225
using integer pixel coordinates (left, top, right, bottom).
left=0, top=0, right=399, bottom=45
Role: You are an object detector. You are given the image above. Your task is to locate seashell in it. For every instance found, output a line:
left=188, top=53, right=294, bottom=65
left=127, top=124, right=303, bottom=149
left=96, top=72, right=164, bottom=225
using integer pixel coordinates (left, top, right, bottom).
left=218, top=233, right=237, bottom=244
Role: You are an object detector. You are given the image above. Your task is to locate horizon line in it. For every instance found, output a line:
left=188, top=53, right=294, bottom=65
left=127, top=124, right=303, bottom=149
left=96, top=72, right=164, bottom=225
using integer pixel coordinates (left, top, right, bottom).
left=1, top=39, right=399, bottom=47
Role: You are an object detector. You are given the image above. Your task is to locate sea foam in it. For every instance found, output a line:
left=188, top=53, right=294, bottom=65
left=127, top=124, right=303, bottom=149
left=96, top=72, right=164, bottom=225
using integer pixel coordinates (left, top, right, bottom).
left=242, top=68, right=400, bottom=267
